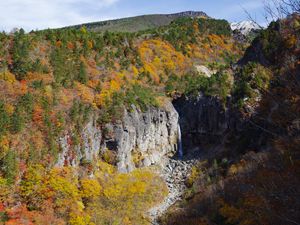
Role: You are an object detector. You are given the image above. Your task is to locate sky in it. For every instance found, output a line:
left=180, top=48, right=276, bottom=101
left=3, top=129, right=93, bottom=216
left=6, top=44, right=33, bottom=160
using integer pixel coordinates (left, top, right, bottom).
left=0, top=0, right=266, bottom=32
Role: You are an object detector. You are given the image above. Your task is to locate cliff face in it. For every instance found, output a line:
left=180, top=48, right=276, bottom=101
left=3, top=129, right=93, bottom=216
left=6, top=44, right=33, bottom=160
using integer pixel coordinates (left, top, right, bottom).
left=173, top=94, right=231, bottom=149
left=57, top=101, right=179, bottom=172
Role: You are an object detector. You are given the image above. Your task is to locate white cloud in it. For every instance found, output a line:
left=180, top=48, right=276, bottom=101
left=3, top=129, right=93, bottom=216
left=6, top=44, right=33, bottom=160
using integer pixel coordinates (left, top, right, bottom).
left=0, top=0, right=120, bottom=31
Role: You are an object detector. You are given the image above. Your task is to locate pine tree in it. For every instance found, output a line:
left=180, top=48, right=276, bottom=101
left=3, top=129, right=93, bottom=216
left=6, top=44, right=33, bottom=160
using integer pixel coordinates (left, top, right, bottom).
left=10, top=107, right=24, bottom=133
left=10, top=28, right=31, bottom=80
left=2, top=149, right=17, bottom=184
left=77, top=62, right=87, bottom=84
left=0, top=101, right=10, bottom=137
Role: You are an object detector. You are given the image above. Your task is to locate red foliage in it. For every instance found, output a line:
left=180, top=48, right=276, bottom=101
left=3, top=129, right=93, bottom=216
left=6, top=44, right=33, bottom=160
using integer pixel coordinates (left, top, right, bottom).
left=6, top=204, right=35, bottom=225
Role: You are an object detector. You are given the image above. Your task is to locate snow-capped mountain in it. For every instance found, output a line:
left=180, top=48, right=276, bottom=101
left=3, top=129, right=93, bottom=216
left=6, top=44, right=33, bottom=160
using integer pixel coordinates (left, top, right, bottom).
left=231, top=21, right=261, bottom=35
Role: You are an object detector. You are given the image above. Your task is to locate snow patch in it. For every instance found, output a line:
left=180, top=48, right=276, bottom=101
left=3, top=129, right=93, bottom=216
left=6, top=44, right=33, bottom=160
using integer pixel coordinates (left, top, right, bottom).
left=231, top=21, right=261, bottom=35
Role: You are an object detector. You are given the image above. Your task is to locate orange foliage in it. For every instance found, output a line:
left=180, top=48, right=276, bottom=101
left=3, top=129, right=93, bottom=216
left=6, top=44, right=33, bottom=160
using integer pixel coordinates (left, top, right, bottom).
left=32, top=105, right=44, bottom=125
left=20, top=80, right=28, bottom=94
left=55, top=41, right=62, bottom=48
left=0, top=135, right=10, bottom=157
left=86, top=79, right=100, bottom=89
left=6, top=204, right=35, bottom=225
left=67, top=42, right=75, bottom=50
left=138, top=39, right=188, bottom=84
left=75, top=82, right=95, bottom=104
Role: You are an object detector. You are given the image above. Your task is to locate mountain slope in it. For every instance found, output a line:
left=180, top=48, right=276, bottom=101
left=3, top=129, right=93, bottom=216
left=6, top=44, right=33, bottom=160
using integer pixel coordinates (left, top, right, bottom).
left=161, top=14, right=300, bottom=225
left=66, top=11, right=208, bottom=32
left=0, top=16, right=245, bottom=224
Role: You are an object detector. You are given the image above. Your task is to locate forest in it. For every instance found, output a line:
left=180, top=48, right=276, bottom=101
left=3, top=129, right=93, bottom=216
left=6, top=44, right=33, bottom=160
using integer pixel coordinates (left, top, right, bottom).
left=0, top=4, right=299, bottom=224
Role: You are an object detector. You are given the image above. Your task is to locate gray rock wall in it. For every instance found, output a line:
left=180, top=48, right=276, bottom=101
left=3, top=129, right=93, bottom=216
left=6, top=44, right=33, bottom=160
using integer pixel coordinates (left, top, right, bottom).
left=56, top=101, right=179, bottom=172
left=173, top=94, right=230, bottom=149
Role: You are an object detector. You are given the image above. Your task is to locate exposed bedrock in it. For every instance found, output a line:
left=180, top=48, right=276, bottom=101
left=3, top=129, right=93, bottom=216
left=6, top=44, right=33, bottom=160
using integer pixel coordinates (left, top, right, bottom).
left=57, top=101, right=179, bottom=173
left=173, top=94, right=236, bottom=151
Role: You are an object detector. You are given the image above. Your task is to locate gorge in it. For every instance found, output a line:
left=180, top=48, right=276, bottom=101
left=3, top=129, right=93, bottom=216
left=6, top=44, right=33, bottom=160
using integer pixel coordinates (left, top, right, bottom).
left=55, top=91, right=239, bottom=224
left=0, top=6, right=299, bottom=225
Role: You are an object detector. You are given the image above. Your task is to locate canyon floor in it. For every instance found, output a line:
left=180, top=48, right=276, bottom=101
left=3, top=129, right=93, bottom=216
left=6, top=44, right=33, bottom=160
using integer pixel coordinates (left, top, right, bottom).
left=148, top=147, right=204, bottom=224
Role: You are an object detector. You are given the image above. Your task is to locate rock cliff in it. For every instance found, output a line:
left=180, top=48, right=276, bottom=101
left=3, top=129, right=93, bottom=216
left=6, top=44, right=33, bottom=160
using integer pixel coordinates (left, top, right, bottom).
left=173, top=94, right=231, bottom=150
left=57, top=101, right=179, bottom=172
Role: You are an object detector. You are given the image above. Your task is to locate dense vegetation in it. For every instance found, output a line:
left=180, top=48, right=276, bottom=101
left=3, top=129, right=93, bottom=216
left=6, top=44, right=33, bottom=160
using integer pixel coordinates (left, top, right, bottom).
left=0, top=17, right=245, bottom=224
left=161, top=14, right=300, bottom=225
left=1, top=6, right=299, bottom=224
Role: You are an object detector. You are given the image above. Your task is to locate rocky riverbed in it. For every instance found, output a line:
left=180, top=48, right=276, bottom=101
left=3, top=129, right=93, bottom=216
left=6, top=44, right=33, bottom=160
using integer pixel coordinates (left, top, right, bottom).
left=148, top=152, right=200, bottom=224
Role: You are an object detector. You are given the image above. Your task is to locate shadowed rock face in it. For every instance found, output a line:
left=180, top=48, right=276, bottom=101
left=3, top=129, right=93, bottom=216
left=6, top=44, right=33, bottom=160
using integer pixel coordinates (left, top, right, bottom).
left=57, top=101, right=179, bottom=173
left=173, top=94, right=230, bottom=150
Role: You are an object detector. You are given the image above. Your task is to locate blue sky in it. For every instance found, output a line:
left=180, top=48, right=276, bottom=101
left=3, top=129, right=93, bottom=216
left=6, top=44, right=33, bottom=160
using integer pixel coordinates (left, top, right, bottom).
left=0, top=0, right=266, bottom=31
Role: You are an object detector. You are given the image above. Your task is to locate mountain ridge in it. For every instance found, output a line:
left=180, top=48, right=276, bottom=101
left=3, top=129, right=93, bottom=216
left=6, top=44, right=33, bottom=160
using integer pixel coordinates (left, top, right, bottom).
left=64, top=10, right=209, bottom=32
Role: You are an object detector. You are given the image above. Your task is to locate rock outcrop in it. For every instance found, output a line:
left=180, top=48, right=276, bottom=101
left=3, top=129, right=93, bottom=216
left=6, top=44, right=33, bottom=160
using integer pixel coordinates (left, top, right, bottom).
left=57, top=101, right=179, bottom=172
left=173, top=94, right=231, bottom=150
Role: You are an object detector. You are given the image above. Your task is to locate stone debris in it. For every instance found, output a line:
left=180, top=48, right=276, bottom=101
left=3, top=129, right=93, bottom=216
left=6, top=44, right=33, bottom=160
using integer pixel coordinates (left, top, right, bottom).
left=148, top=158, right=198, bottom=224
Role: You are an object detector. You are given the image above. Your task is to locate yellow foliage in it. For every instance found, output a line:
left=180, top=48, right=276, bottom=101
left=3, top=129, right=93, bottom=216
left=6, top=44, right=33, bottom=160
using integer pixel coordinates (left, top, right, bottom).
left=49, top=167, right=80, bottom=200
left=186, top=166, right=201, bottom=187
left=20, top=164, right=50, bottom=209
left=44, top=85, right=53, bottom=101
left=69, top=213, right=95, bottom=225
left=122, top=216, right=132, bottom=225
left=138, top=39, right=188, bottom=84
left=110, top=79, right=121, bottom=92
left=153, top=56, right=161, bottom=67
left=0, top=70, right=16, bottom=83
left=75, top=82, right=95, bottom=104
left=132, top=66, right=139, bottom=77
left=0, top=176, right=10, bottom=201
left=96, top=161, right=116, bottom=176
left=94, top=90, right=109, bottom=107
left=87, top=41, right=93, bottom=49
left=0, top=135, right=10, bottom=159
left=285, top=34, right=297, bottom=48
left=80, top=27, right=87, bottom=34
left=144, top=63, right=160, bottom=83
left=94, top=78, right=122, bottom=108
left=228, top=164, right=238, bottom=176
left=89, top=165, right=168, bottom=224
left=4, top=103, right=14, bottom=116
left=48, top=167, right=82, bottom=216
left=16, top=158, right=167, bottom=225
left=80, top=179, right=102, bottom=198
left=103, top=172, right=147, bottom=199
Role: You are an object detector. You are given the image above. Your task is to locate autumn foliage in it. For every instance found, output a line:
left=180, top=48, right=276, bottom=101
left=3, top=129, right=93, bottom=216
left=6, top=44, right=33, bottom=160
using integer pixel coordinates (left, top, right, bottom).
left=0, top=17, right=248, bottom=224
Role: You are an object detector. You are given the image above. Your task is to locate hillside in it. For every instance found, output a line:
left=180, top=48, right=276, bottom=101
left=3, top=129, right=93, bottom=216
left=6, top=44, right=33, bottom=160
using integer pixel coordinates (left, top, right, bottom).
left=0, top=8, right=299, bottom=225
left=161, top=14, right=300, bottom=225
left=65, top=11, right=208, bottom=32
left=0, top=16, right=245, bottom=224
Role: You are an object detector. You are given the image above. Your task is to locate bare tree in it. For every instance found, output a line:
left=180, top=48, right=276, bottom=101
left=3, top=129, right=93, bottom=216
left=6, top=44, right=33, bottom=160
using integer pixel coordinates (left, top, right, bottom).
left=243, top=0, right=300, bottom=29
left=263, top=0, right=300, bottom=22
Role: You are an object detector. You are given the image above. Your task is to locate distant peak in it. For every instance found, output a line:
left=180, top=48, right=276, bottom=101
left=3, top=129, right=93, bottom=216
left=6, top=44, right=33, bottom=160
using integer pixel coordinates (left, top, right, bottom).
left=169, top=11, right=208, bottom=18
left=230, top=20, right=261, bottom=35
left=64, top=10, right=210, bottom=33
